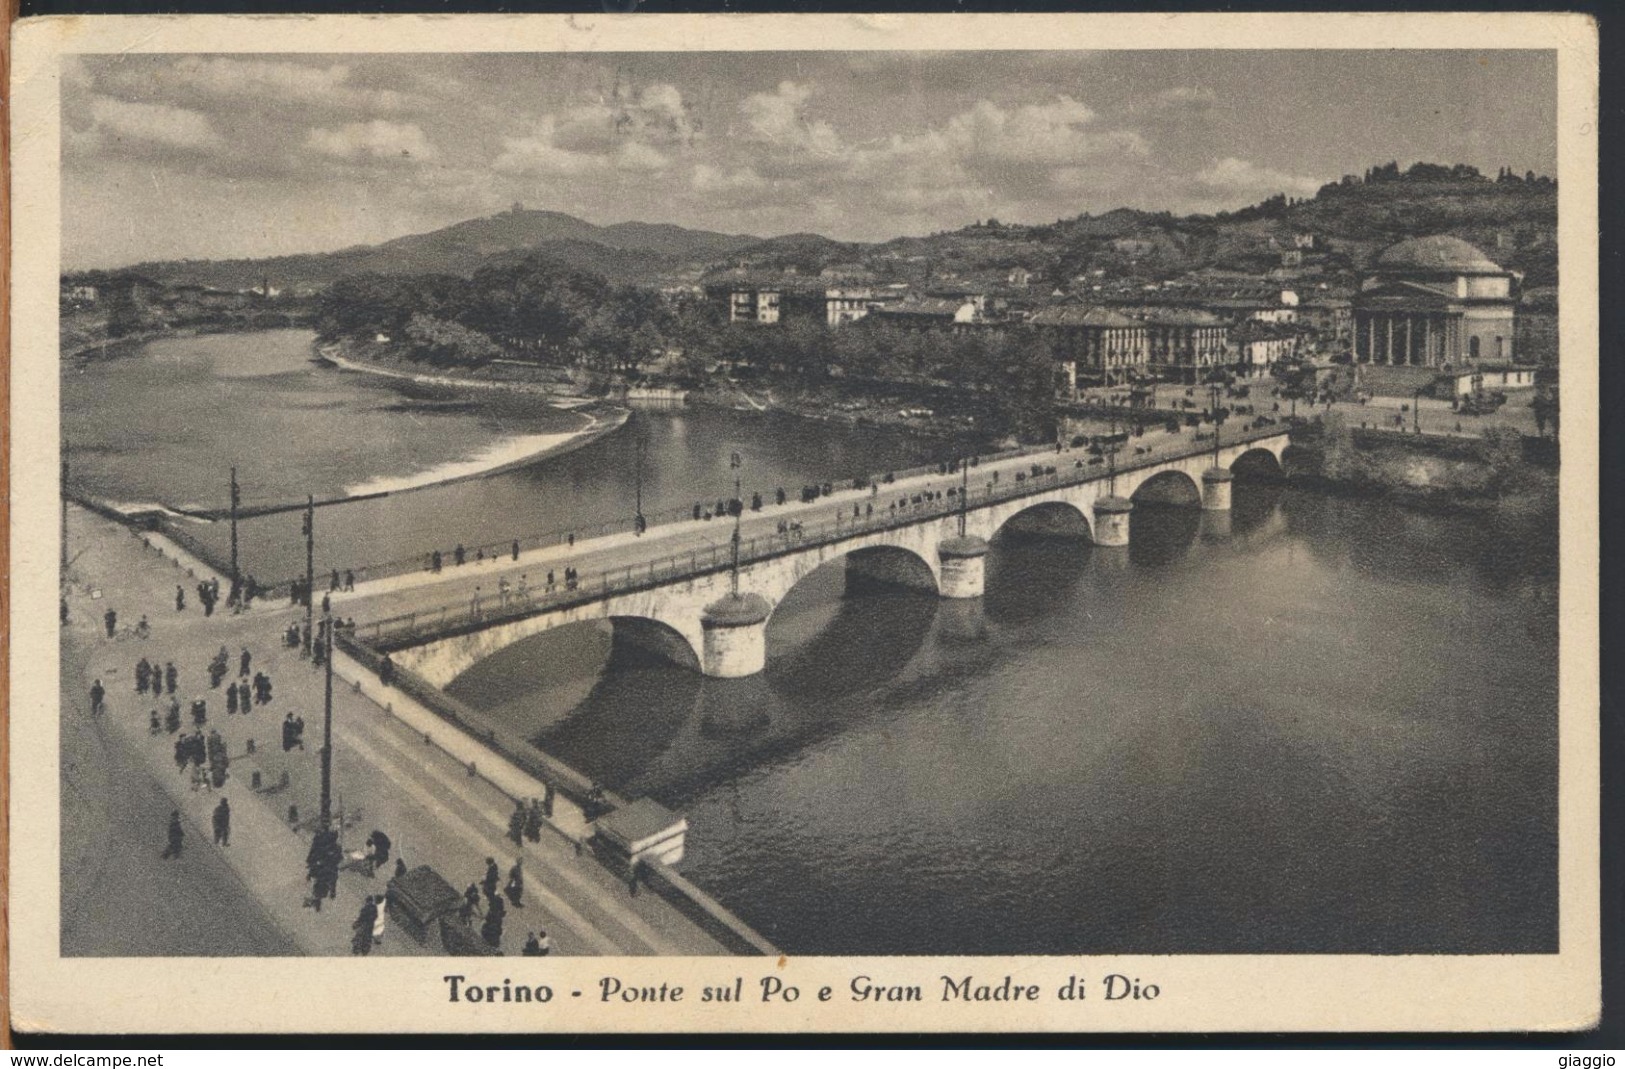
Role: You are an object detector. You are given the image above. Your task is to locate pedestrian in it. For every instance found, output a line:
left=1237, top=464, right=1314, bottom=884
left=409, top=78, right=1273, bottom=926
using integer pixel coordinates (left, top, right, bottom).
left=292, top=715, right=305, bottom=748
left=512, top=540, right=520, bottom=562
left=522, top=932, right=543, bottom=956
left=212, top=797, right=231, bottom=846
left=161, top=810, right=184, bottom=859
left=240, top=648, right=251, bottom=678
left=176, top=585, right=186, bottom=612
left=379, top=655, right=395, bottom=687
left=226, top=682, right=239, bottom=716
left=191, top=698, right=207, bottom=727
left=393, top=857, right=408, bottom=880
left=507, top=803, right=526, bottom=845
left=104, top=608, right=117, bottom=638
left=505, top=859, right=525, bottom=909
left=173, top=736, right=189, bottom=773
left=135, top=615, right=150, bottom=639
left=524, top=799, right=544, bottom=843
left=364, top=829, right=391, bottom=877
left=149, top=709, right=161, bottom=735
left=480, top=902, right=504, bottom=949
left=89, top=679, right=105, bottom=716
left=165, top=662, right=177, bottom=695
left=352, top=897, right=378, bottom=956
left=482, top=857, right=500, bottom=902
left=238, top=680, right=252, bottom=716
left=330, top=569, right=340, bottom=593
left=344, top=569, right=355, bottom=592
left=432, top=549, right=442, bottom=573
left=282, top=713, right=297, bottom=752
left=460, top=883, right=483, bottom=923
left=455, top=544, right=465, bottom=567
left=165, top=699, right=181, bottom=734
left=136, top=657, right=151, bottom=695
left=321, top=592, right=331, bottom=616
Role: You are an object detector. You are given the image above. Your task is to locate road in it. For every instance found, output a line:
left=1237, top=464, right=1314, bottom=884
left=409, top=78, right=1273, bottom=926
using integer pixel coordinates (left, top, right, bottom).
left=329, top=418, right=1276, bottom=637
left=63, top=503, right=736, bottom=956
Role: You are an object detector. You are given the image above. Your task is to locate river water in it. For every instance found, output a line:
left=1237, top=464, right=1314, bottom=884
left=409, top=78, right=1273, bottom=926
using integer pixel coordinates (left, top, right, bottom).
left=67, top=331, right=1558, bottom=955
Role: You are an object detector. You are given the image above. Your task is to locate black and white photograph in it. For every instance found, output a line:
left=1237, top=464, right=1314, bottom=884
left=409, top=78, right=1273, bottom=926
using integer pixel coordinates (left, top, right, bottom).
left=9, top=11, right=1600, bottom=1034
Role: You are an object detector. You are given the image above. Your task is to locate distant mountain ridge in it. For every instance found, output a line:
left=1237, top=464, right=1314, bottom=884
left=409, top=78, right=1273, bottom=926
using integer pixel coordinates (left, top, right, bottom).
left=118, top=208, right=762, bottom=290
left=96, top=162, right=1558, bottom=293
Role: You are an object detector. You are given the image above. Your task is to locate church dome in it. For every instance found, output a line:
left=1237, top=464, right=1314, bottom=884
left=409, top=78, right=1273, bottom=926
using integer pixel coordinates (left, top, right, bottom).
left=1376, top=235, right=1505, bottom=275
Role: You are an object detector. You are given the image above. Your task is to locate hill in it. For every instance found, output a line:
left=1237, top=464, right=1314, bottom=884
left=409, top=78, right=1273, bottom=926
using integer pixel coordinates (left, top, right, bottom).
left=105, top=161, right=1558, bottom=295
left=121, top=208, right=760, bottom=291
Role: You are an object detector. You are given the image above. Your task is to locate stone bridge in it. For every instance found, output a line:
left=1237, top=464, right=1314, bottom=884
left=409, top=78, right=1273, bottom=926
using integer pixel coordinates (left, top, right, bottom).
left=374, top=432, right=1290, bottom=684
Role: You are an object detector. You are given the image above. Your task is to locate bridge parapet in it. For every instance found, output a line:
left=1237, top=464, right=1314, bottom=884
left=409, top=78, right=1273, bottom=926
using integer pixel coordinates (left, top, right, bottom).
left=363, top=428, right=1289, bottom=683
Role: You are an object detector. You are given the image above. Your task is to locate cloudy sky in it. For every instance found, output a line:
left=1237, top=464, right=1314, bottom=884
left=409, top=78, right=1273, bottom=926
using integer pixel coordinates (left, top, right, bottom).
left=62, top=49, right=1556, bottom=269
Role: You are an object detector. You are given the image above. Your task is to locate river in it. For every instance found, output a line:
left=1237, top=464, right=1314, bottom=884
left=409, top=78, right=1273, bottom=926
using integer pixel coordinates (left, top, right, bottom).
left=66, top=330, right=1558, bottom=955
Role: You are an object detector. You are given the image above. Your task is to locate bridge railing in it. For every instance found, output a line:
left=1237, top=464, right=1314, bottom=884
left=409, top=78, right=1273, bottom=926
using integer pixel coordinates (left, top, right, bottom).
left=245, top=438, right=1079, bottom=600
left=355, top=424, right=1287, bottom=649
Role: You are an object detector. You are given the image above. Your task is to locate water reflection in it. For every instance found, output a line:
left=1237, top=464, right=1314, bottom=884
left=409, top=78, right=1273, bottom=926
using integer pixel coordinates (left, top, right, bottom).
left=442, top=482, right=1555, bottom=956
left=1128, top=505, right=1201, bottom=567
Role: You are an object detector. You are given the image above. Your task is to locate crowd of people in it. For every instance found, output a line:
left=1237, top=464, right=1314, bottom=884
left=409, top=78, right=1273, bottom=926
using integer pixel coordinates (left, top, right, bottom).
left=85, top=525, right=604, bottom=961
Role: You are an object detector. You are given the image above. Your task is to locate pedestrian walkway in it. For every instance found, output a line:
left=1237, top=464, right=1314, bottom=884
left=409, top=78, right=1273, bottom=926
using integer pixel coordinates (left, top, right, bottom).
left=62, top=504, right=736, bottom=957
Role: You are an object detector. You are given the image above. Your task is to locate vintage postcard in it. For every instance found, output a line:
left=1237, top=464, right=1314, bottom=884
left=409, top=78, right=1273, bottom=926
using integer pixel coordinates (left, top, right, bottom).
left=8, top=12, right=1599, bottom=1034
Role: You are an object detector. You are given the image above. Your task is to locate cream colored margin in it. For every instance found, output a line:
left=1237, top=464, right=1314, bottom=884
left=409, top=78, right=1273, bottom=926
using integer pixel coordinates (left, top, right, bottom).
left=9, top=11, right=1600, bottom=1034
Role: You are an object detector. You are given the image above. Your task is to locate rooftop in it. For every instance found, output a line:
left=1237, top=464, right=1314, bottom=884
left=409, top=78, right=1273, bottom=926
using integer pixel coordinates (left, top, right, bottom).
left=1376, top=235, right=1506, bottom=275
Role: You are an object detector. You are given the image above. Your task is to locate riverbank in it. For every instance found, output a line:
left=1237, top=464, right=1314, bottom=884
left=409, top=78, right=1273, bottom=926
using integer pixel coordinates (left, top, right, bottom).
left=1285, top=414, right=1558, bottom=517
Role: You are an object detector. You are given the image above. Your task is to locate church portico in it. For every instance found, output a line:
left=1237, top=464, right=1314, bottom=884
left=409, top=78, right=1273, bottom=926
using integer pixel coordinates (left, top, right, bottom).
left=1353, top=235, right=1518, bottom=374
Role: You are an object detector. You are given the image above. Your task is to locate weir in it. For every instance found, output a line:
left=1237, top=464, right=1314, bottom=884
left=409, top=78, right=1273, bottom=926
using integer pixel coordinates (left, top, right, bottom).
left=354, top=429, right=1289, bottom=684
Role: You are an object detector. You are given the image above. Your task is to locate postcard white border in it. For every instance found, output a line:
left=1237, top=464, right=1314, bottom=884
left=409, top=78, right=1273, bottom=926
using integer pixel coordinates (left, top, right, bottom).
left=9, top=11, right=1600, bottom=1034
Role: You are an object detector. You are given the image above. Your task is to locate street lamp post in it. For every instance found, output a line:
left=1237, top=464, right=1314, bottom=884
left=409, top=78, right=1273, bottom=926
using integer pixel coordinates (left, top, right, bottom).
left=634, top=434, right=647, bottom=534
left=959, top=455, right=970, bottom=537
left=60, top=446, right=69, bottom=572
left=229, top=466, right=241, bottom=587
left=302, top=495, right=314, bottom=657
left=1210, top=384, right=1223, bottom=469
left=319, top=609, right=334, bottom=828
left=729, top=451, right=742, bottom=598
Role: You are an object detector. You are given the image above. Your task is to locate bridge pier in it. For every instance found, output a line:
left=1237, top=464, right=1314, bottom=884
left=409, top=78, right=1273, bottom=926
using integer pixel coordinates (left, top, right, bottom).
left=1201, top=467, right=1234, bottom=511
left=699, top=593, right=773, bottom=678
left=1092, top=495, right=1133, bottom=546
left=937, top=535, right=989, bottom=599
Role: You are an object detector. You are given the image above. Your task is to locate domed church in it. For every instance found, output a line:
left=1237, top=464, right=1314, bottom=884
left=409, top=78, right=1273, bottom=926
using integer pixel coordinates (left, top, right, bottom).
left=1353, top=235, right=1518, bottom=367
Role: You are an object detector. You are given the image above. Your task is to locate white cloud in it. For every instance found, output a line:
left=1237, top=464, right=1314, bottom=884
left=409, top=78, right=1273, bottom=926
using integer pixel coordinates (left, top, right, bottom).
left=739, top=81, right=847, bottom=161
left=493, top=87, right=688, bottom=179
left=305, top=121, right=437, bottom=163
left=1196, top=157, right=1322, bottom=197
left=160, top=57, right=417, bottom=113
left=87, top=96, right=223, bottom=151
left=690, top=163, right=767, bottom=195
left=1149, top=87, right=1216, bottom=115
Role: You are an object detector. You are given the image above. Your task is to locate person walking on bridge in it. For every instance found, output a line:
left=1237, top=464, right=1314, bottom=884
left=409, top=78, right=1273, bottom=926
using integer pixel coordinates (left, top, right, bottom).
left=351, top=897, right=377, bottom=956
left=482, top=857, right=500, bottom=904
left=212, top=797, right=231, bottom=847
left=504, top=859, right=525, bottom=909
left=161, top=810, right=184, bottom=860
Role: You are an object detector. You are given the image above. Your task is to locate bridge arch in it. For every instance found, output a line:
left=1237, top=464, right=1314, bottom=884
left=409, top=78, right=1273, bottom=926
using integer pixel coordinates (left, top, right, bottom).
left=772, top=542, right=940, bottom=623
left=993, top=499, right=1094, bottom=542
left=606, top=615, right=704, bottom=671
left=1230, top=447, right=1285, bottom=479
left=1129, top=469, right=1202, bottom=507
